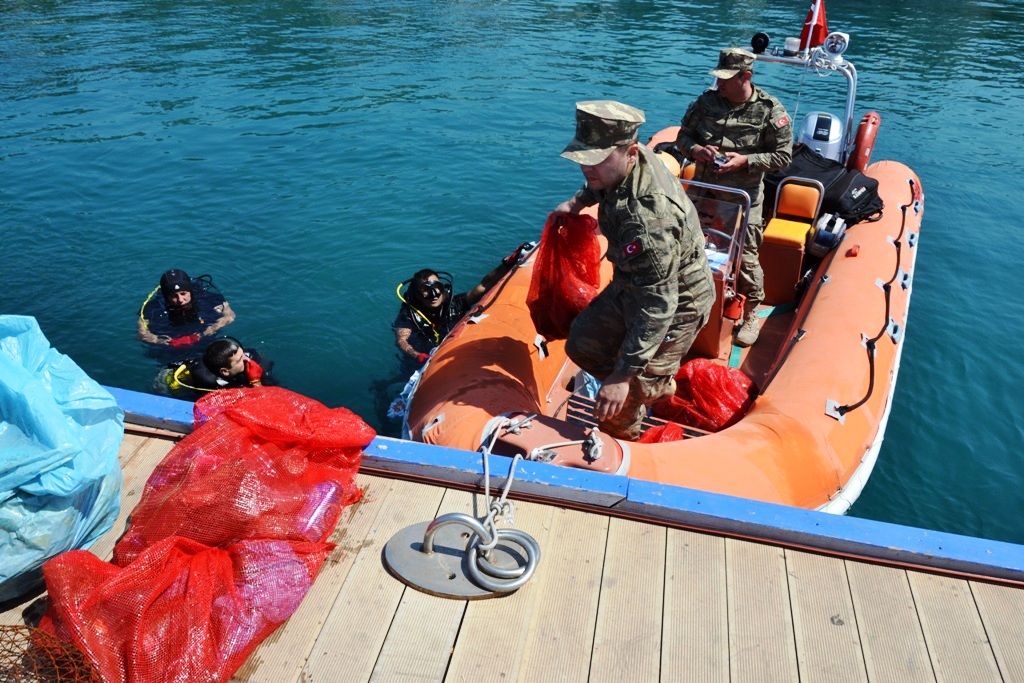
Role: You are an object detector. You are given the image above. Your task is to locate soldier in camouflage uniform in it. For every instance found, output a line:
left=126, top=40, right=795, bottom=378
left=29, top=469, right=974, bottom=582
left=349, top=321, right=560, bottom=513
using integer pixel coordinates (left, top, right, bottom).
left=675, top=48, right=793, bottom=347
left=555, top=100, right=715, bottom=441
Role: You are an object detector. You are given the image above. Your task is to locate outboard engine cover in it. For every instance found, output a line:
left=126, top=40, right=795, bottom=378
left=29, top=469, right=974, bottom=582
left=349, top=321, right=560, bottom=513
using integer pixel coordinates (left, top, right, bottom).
left=798, top=112, right=844, bottom=161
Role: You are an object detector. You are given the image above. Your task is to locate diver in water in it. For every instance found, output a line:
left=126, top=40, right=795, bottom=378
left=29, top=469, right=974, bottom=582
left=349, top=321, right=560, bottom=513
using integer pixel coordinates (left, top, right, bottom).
left=392, top=243, right=535, bottom=366
left=159, top=338, right=271, bottom=398
left=137, top=269, right=236, bottom=348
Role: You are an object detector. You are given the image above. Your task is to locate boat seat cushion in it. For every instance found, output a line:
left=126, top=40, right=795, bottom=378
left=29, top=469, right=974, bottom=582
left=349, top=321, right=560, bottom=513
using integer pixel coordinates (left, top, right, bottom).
left=764, top=217, right=812, bottom=249
left=776, top=181, right=822, bottom=220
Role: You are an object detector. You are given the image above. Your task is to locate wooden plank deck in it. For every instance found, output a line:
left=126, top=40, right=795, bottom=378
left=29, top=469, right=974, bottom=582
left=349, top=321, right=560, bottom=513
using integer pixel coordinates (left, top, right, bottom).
left=4, top=429, right=1024, bottom=682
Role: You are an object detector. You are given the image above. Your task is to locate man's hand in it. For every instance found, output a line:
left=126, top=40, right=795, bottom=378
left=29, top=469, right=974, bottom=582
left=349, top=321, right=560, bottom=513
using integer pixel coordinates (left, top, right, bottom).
left=553, top=198, right=581, bottom=215
left=693, top=144, right=719, bottom=164
left=594, top=369, right=633, bottom=422
left=714, top=152, right=748, bottom=173
left=244, top=359, right=264, bottom=387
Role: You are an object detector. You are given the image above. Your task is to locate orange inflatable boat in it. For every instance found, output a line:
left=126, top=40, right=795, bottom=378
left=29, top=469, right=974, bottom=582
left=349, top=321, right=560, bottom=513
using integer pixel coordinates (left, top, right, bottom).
left=402, top=42, right=924, bottom=513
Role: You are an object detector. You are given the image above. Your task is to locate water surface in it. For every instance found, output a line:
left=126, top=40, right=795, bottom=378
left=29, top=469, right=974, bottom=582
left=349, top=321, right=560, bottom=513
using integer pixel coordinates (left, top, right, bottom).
left=3, top=0, right=1023, bottom=542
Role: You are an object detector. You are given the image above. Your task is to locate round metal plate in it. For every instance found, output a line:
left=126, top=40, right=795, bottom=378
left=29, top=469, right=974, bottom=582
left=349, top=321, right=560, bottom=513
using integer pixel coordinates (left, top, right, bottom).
left=383, top=521, right=528, bottom=600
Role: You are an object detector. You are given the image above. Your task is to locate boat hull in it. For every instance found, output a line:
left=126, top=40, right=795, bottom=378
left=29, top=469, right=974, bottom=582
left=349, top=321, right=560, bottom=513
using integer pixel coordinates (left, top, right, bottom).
left=406, top=157, right=923, bottom=512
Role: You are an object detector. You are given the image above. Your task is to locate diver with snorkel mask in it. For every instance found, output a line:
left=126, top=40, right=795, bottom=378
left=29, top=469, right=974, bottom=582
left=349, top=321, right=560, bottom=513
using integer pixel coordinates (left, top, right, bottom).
left=392, top=243, right=536, bottom=367
left=137, top=269, right=236, bottom=350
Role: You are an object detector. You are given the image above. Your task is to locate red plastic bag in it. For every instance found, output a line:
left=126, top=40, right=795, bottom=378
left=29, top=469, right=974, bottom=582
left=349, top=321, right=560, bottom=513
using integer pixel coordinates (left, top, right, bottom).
left=39, top=387, right=375, bottom=683
left=650, top=359, right=755, bottom=432
left=526, top=212, right=602, bottom=340
left=638, top=422, right=688, bottom=444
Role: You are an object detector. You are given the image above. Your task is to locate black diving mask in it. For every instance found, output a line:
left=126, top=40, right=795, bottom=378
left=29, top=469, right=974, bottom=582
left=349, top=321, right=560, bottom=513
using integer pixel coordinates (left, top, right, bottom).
left=418, top=281, right=445, bottom=299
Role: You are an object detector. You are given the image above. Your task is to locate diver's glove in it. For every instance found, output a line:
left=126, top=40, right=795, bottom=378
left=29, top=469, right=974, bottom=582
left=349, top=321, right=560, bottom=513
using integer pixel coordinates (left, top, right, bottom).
left=503, top=241, right=537, bottom=268
left=416, top=352, right=430, bottom=365
left=168, top=333, right=200, bottom=347
left=244, top=358, right=264, bottom=386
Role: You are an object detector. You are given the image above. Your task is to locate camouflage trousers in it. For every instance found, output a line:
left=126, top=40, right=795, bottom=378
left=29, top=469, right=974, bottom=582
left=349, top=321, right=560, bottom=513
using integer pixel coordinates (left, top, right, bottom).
left=565, top=288, right=710, bottom=441
left=736, top=183, right=765, bottom=310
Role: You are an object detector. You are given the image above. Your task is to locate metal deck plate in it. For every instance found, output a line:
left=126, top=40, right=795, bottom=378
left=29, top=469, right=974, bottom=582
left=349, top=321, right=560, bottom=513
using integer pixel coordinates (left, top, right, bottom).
left=383, top=520, right=529, bottom=600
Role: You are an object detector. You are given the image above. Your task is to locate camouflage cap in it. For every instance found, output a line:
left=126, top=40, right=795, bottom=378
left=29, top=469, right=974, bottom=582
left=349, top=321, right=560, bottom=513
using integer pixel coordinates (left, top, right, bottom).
left=560, top=100, right=646, bottom=165
left=709, top=48, right=756, bottom=79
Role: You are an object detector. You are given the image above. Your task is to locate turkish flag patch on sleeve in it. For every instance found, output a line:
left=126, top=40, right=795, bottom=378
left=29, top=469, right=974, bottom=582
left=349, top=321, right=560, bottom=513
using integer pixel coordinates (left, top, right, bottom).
left=774, top=114, right=790, bottom=129
left=623, top=239, right=643, bottom=257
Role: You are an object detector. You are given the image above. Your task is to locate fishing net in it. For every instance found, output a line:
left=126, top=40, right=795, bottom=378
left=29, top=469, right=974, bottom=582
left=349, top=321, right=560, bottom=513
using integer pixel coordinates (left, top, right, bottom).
left=0, top=625, right=99, bottom=682
left=650, top=359, right=755, bottom=433
left=527, top=212, right=602, bottom=340
left=38, top=387, right=376, bottom=683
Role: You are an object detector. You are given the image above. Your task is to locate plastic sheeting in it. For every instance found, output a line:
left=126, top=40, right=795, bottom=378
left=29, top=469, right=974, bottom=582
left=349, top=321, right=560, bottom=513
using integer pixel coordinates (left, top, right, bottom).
left=0, top=315, right=124, bottom=602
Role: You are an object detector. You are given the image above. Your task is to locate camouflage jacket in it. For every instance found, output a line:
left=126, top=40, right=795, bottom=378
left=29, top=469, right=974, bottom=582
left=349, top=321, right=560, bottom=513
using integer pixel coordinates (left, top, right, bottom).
left=675, top=84, right=793, bottom=189
left=573, top=146, right=714, bottom=375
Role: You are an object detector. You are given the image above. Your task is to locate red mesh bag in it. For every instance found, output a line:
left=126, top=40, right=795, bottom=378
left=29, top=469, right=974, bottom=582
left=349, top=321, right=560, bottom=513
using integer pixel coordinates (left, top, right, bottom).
left=39, top=387, right=375, bottom=683
left=526, top=211, right=602, bottom=340
left=40, top=537, right=331, bottom=683
left=650, top=359, right=755, bottom=432
left=113, top=387, right=373, bottom=565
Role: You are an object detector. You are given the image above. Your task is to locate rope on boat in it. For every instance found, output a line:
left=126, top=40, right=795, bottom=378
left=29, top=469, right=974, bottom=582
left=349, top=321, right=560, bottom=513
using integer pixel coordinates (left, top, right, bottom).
left=832, top=178, right=917, bottom=419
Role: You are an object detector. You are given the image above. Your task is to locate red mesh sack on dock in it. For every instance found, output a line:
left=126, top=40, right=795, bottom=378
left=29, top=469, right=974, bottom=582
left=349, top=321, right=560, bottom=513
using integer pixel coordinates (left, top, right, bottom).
left=650, top=359, right=755, bottom=432
left=526, top=211, right=602, bottom=340
left=40, top=537, right=331, bottom=683
left=113, top=386, right=374, bottom=565
left=39, top=386, right=376, bottom=683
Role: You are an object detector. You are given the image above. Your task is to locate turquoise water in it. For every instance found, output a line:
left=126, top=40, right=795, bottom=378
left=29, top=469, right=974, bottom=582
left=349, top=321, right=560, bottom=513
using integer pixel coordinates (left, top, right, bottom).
left=3, top=1, right=1023, bottom=542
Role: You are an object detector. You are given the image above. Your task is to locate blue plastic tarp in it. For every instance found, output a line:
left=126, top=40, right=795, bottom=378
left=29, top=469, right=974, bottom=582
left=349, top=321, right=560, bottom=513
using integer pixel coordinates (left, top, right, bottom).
left=0, top=315, right=124, bottom=602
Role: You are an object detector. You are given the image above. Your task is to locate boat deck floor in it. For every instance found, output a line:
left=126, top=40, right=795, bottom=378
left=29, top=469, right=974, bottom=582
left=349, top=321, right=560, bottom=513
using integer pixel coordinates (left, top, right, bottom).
left=4, top=428, right=1024, bottom=682
left=719, top=302, right=797, bottom=389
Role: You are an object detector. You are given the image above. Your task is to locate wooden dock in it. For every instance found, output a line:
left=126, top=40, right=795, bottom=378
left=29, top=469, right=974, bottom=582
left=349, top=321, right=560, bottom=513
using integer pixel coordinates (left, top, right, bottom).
left=4, top=428, right=1024, bottom=682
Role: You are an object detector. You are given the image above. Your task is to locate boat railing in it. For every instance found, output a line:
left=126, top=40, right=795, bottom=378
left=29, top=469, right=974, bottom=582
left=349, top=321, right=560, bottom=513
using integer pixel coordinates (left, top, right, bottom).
left=753, top=46, right=859, bottom=165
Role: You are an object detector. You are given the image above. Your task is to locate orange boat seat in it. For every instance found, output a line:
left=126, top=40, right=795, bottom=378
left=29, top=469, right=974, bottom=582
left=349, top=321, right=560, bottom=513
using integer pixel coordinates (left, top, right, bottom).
left=760, top=177, right=824, bottom=305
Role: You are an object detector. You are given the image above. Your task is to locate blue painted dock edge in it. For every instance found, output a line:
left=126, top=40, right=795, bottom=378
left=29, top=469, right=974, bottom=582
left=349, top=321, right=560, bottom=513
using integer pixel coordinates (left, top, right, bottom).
left=105, top=385, right=1024, bottom=583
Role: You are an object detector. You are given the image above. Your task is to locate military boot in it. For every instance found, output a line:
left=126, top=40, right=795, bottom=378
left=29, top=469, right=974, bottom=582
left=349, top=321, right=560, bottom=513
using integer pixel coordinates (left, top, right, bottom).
left=735, top=308, right=760, bottom=348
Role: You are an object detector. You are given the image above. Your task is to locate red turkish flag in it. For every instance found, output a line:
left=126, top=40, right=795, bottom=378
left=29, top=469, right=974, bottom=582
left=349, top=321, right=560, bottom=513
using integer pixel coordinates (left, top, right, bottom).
left=800, top=0, right=829, bottom=50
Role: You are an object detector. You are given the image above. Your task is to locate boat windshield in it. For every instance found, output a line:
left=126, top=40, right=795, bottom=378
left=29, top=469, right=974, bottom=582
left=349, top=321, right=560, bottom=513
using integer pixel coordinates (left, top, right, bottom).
left=682, top=180, right=750, bottom=289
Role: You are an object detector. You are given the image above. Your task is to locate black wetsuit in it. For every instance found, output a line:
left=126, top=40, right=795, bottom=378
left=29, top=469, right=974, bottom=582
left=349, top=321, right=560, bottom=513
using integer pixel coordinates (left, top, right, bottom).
left=163, top=350, right=273, bottom=400
left=141, top=280, right=228, bottom=345
left=392, top=293, right=470, bottom=356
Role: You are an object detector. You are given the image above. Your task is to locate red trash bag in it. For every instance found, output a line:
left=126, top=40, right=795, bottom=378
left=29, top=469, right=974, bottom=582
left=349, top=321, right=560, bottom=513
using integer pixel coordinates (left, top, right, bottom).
left=526, top=211, right=602, bottom=340
left=39, top=387, right=376, bottom=683
left=650, top=359, right=755, bottom=432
